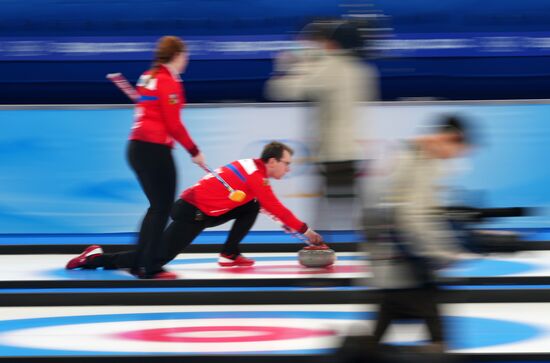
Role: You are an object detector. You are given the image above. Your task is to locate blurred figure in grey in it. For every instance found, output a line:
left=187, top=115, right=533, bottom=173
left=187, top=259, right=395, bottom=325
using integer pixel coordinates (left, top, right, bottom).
left=362, top=115, right=477, bottom=352
left=265, top=19, right=379, bottom=235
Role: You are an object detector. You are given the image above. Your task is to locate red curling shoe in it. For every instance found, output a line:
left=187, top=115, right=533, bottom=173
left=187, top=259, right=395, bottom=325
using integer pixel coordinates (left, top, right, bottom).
left=137, top=269, right=179, bottom=280
left=150, top=270, right=178, bottom=280
left=65, top=245, right=103, bottom=270
left=218, top=253, right=255, bottom=267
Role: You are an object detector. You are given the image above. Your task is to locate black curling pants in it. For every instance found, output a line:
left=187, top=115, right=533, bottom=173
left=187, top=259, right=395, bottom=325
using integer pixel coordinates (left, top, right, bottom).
left=106, top=140, right=176, bottom=274
left=153, top=199, right=260, bottom=269
left=89, top=199, right=260, bottom=273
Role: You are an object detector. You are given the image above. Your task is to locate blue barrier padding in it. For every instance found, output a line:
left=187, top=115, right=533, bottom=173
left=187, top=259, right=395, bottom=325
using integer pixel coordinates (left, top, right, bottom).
left=0, top=230, right=364, bottom=245
left=3, top=285, right=550, bottom=294
left=0, top=228, right=547, bottom=246
left=0, top=286, right=367, bottom=294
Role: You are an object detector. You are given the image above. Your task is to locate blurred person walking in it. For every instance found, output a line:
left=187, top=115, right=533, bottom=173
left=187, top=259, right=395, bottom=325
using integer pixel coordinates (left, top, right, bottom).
left=101, top=36, right=205, bottom=279
left=362, top=115, right=477, bottom=352
left=265, top=19, right=379, bottom=236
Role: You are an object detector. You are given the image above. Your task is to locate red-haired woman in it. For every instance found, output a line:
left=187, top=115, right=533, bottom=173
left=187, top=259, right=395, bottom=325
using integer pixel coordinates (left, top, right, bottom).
left=67, top=36, right=205, bottom=279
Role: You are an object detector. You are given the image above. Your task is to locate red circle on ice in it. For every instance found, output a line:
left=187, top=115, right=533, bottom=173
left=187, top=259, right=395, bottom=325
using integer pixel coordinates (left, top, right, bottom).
left=219, top=264, right=366, bottom=275
left=115, top=325, right=335, bottom=343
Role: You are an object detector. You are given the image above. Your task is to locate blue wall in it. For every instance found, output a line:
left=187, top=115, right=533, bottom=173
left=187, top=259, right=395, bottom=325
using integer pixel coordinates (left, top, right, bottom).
left=2, top=1, right=550, bottom=104
left=0, top=0, right=341, bottom=36
left=0, top=103, right=548, bottom=234
left=3, top=0, right=550, bottom=36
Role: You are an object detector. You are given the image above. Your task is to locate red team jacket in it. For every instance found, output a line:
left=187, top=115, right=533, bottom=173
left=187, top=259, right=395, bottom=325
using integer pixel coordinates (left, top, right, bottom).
left=130, top=64, right=199, bottom=156
left=182, top=158, right=308, bottom=234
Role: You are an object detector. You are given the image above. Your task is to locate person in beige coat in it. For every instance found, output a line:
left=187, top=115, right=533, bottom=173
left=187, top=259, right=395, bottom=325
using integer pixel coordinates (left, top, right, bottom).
left=362, top=115, right=478, bottom=352
left=265, top=19, right=379, bottom=234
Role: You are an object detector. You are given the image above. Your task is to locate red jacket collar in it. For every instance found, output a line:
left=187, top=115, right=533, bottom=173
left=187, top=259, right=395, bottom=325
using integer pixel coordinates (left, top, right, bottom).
left=253, top=158, right=267, bottom=176
left=158, top=64, right=181, bottom=82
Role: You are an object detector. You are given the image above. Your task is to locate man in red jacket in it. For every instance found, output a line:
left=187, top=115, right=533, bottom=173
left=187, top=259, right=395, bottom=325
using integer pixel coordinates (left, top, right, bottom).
left=66, top=141, right=323, bottom=279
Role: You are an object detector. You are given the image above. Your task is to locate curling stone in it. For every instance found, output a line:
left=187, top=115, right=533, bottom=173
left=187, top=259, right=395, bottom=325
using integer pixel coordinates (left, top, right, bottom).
left=298, top=244, right=336, bottom=268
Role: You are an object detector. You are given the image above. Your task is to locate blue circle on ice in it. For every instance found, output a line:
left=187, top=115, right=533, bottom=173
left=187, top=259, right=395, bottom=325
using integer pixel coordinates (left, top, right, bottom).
left=442, top=258, right=534, bottom=277
left=0, top=310, right=540, bottom=355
